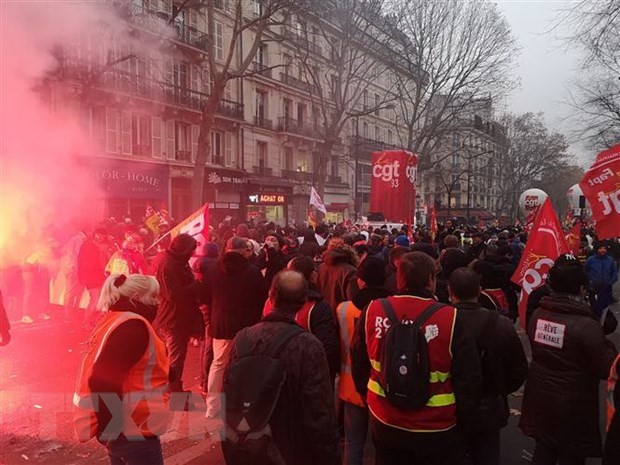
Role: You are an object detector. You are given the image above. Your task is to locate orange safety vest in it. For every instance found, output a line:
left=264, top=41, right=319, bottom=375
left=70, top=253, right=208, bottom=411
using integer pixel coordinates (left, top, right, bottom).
left=263, top=299, right=315, bottom=332
left=365, top=295, right=458, bottom=433
left=73, top=311, right=170, bottom=442
left=336, top=301, right=365, bottom=407
left=607, top=355, right=620, bottom=431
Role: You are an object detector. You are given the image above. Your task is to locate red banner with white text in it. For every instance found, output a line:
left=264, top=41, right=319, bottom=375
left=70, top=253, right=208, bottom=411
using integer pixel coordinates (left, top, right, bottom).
left=370, top=150, right=418, bottom=223
left=511, top=199, right=569, bottom=329
left=579, top=143, right=620, bottom=240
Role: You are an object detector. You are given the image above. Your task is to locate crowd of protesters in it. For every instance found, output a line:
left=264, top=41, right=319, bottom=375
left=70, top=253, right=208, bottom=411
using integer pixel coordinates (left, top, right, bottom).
left=1, top=213, right=620, bottom=465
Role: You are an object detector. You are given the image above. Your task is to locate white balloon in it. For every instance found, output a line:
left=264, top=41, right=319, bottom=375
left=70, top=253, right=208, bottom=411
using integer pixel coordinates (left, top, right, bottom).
left=566, top=184, right=583, bottom=209
left=519, top=189, right=548, bottom=215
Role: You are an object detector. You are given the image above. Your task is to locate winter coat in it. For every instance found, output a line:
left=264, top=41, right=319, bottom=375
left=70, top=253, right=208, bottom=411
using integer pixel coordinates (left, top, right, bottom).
left=155, top=237, right=201, bottom=336
left=317, top=246, right=359, bottom=313
left=77, top=239, right=108, bottom=289
left=257, top=248, right=289, bottom=286
left=454, top=302, right=528, bottom=431
left=604, top=359, right=620, bottom=465
left=226, top=312, right=340, bottom=465
left=520, top=293, right=618, bottom=457
left=466, top=242, right=486, bottom=264
left=299, top=235, right=320, bottom=258
left=585, top=254, right=618, bottom=289
left=201, top=252, right=268, bottom=340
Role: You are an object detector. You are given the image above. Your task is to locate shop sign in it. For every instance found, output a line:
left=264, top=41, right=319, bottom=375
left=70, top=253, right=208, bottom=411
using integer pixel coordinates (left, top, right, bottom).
left=90, top=158, right=169, bottom=200
left=248, top=194, right=287, bottom=204
left=206, top=169, right=246, bottom=189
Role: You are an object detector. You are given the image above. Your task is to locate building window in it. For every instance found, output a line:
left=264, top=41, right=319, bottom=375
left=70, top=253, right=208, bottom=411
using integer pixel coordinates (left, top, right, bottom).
left=284, top=147, right=294, bottom=171
left=254, top=0, right=264, bottom=16
left=363, top=91, right=369, bottom=109
left=387, top=129, right=393, bottom=145
left=258, top=43, right=267, bottom=66
left=214, top=21, right=224, bottom=60
left=257, top=141, right=267, bottom=167
left=331, top=156, right=338, bottom=177
left=363, top=122, right=368, bottom=138
left=106, top=109, right=119, bottom=153
left=255, top=90, right=267, bottom=122
left=211, top=131, right=224, bottom=165
left=131, top=114, right=152, bottom=156
left=361, top=164, right=371, bottom=187
left=374, top=93, right=380, bottom=115
left=297, top=103, right=306, bottom=123
left=175, top=122, right=191, bottom=161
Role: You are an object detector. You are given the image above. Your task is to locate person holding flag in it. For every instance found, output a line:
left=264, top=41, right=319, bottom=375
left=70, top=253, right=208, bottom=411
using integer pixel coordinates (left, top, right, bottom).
left=309, top=187, right=327, bottom=226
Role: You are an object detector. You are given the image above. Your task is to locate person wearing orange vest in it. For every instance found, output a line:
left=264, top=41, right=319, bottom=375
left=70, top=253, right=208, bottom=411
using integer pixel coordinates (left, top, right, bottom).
left=337, top=256, right=391, bottom=465
left=263, top=255, right=340, bottom=383
left=73, top=274, right=169, bottom=465
left=604, top=354, right=620, bottom=465
left=351, top=251, right=481, bottom=465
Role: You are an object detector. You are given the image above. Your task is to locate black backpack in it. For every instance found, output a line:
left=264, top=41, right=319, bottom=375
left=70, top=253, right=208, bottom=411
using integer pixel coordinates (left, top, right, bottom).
left=222, top=323, right=304, bottom=465
left=378, top=299, right=445, bottom=410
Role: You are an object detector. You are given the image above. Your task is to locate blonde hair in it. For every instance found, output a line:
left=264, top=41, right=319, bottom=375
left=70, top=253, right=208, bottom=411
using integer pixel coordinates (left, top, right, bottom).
left=98, top=274, right=160, bottom=311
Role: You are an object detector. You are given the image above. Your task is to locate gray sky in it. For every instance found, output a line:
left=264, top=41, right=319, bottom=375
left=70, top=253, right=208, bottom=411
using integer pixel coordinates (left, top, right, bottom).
left=497, top=0, right=593, bottom=165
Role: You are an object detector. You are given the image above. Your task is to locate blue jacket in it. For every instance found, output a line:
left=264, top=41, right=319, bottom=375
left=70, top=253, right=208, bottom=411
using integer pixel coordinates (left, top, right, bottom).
left=585, top=254, right=618, bottom=288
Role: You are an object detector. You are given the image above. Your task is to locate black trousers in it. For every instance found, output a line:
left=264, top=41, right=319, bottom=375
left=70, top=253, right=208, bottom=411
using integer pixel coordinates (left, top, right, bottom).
left=532, top=440, right=585, bottom=465
left=464, top=428, right=500, bottom=465
left=371, top=417, right=464, bottom=465
left=161, top=329, right=191, bottom=392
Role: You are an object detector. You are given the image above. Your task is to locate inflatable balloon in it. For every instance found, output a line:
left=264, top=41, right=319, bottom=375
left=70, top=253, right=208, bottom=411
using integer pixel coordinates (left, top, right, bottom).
left=519, top=189, right=548, bottom=216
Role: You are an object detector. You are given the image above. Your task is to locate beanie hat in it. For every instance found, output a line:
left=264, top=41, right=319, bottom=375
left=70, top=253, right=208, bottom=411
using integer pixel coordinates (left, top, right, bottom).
left=357, top=256, right=387, bottom=287
left=395, top=235, right=410, bottom=248
left=203, top=241, right=220, bottom=259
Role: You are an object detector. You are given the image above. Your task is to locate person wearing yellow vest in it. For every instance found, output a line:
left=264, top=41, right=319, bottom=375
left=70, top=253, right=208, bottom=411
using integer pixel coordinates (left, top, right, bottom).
left=73, top=274, right=169, bottom=465
left=604, top=354, right=620, bottom=465
left=351, top=251, right=481, bottom=465
left=337, top=256, right=391, bottom=465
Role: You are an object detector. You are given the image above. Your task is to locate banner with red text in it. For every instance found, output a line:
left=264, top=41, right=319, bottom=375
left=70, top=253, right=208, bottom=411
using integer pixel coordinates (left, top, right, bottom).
left=370, top=150, right=418, bottom=223
left=511, top=199, right=569, bottom=329
left=579, top=143, right=620, bottom=240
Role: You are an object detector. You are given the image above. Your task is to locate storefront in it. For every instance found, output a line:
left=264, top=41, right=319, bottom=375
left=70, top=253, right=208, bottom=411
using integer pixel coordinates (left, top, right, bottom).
left=204, top=168, right=246, bottom=226
left=246, top=191, right=290, bottom=226
left=325, top=203, right=349, bottom=224
left=86, top=157, right=169, bottom=220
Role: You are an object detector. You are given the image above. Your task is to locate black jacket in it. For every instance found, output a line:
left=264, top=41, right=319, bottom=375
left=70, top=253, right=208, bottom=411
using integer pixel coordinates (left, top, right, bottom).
left=257, top=248, right=289, bottom=286
left=454, top=301, right=528, bottom=431
left=155, top=243, right=201, bottom=335
left=306, top=287, right=340, bottom=384
left=350, top=289, right=482, bottom=429
left=520, top=293, right=618, bottom=457
left=225, top=312, right=340, bottom=465
left=202, top=252, right=268, bottom=340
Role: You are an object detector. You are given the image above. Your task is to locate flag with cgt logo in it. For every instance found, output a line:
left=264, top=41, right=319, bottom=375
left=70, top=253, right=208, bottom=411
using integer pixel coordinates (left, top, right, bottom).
left=511, top=199, right=569, bottom=329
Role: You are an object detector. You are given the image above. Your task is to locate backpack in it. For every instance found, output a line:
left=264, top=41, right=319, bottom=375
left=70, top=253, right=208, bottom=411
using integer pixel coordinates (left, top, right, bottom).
left=378, top=299, right=445, bottom=410
left=222, top=323, right=304, bottom=465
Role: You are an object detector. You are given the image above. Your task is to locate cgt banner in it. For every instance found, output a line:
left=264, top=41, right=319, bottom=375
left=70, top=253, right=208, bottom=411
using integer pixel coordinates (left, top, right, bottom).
left=511, top=199, right=569, bottom=329
left=579, top=143, right=620, bottom=240
left=370, top=150, right=418, bottom=223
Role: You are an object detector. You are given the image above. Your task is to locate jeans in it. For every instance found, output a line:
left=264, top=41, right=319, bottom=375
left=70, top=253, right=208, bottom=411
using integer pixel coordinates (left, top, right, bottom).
left=592, top=285, right=613, bottom=320
left=162, top=329, right=191, bottom=392
left=104, top=436, right=163, bottom=465
left=532, top=440, right=585, bottom=465
left=200, top=320, right=214, bottom=391
left=206, top=338, right=233, bottom=418
left=343, top=402, right=368, bottom=465
left=465, top=428, right=500, bottom=465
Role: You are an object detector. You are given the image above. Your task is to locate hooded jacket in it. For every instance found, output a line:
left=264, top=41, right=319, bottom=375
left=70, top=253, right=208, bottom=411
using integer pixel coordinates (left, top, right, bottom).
left=317, top=246, right=359, bottom=313
left=202, top=251, right=268, bottom=340
left=155, top=235, right=201, bottom=335
left=585, top=253, right=618, bottom=288
left=520, top=293, right=617, bottom=457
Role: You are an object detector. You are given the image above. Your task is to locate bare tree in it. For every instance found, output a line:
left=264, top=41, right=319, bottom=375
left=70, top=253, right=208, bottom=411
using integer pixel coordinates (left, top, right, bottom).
left=386, top=0, right=518, bottom=169
left=497, top=112, right=570, bottom=221
left=287, top=0, right=398, bottom=198
left=173, top=0, right=301, bottom=209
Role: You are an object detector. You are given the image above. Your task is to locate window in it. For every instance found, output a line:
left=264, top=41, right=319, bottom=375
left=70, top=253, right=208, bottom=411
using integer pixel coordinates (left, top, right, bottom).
left=106, top=109, right=119, bottom=153
left=257, top=141, right=267, bottom=167
left=173, top=61, right=188, bottom=89
left=295, top=18, right=306, bottom=37
left=254, top=0, right=264, bottom=16
left=311, top=26, right=319, bottom=44
left=92, top=106, right=106, bottom=150
left=331, top=156, right=338, bottom=177
left=258, top=43, right=267, bottom=66
left=387, top=129, right=393, bottom=145
left=255, top=90, right=267, bottom=122
left=284, top=147, right=294, bottom=171
left=297, top=103, right=306, bottom=123
left=313, top=108, right=321, bottom=130
left=225, top=132, right=233, bottom=167
left=151, top=117, right=162, bottom=158
left=361, top=164, right=371, bottom=187
left=121, top=111, right=132, bottom=155
left=211, top=131, right=224, bottom=165
left=175, top=122, right=191, bottom=161
left=374, top=93, right=380, bottom=115
left=363, top=122, right=368, bottom=138
left=283, top=99, right=292, bottom=121
left=214, top=21, right=224, bottom=60
left=282, top=53, right=291, bottom=76
left=131, top=114, right=152, bottom=156
left=363, top=91, right=369, bottom=109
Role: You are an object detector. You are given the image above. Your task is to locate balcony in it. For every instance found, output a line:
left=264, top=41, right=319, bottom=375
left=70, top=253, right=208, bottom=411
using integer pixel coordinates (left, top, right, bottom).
left=176, top=150, right=192, bottom=162
left=279, top=73, right=317, bottom=94
left=277, top=117, right=319, bottom=139
left=252, top=61, right=273, bottom=78
left=254, top=115, right=273, bottom=130
left=350, top=135, right=397, bottom=156
left=59, top=61, right=245, bottom=120
left=254, top=166, right=273, bottom=176
left=282, top=170, right=313, bottom=183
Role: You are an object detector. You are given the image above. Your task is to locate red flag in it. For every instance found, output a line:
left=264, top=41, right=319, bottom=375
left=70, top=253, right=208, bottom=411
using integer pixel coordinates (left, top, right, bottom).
left=565, top=220, right=581, bottom=256
left=370, top=150, right=418, bottom=222
left=430, top=206, right=437, bottom=243
left=511, top=199, right=569, bottom=329
left=524, top=205, right=540, bottom=233
left=168, top=204, right=210, bottom=267
left=579, top=143, right=620, bottom=240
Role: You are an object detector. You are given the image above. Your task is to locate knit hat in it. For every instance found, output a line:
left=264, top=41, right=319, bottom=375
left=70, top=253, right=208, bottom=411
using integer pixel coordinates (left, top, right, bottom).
left=357, top=256, right=387, bottom=287
left=395, top=235, right=410, bottom=248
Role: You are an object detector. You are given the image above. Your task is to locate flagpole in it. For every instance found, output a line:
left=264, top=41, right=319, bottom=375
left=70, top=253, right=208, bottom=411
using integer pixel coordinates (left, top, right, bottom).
left=144, top=229, right=172, bottom=254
